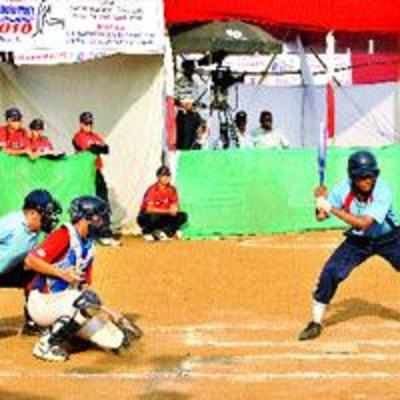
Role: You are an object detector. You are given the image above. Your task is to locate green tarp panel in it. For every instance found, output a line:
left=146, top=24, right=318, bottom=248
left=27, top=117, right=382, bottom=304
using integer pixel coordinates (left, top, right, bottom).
left=0, top=152, right=96, bottom=221
left=176, top=145, right=400, bottom=238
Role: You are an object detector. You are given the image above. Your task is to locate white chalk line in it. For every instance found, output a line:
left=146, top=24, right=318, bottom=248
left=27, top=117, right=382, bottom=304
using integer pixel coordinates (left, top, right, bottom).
left=146, top=321, right=400, bottom=334
left=181, top=352, right=400, bottom=366
left=1, top=370, right=400, bottom=382
left=184, top=335, right=400, bottom=349
left=239, top=241, right=338, bottom=249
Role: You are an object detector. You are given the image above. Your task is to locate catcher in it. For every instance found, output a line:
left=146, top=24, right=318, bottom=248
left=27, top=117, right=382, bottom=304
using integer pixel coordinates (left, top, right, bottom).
left=25, top=195, right=142, bottom=362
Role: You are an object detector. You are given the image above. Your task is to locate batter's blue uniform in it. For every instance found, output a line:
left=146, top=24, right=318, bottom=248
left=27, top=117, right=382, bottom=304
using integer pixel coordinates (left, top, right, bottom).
left=314, top=177, right=400, bottom=304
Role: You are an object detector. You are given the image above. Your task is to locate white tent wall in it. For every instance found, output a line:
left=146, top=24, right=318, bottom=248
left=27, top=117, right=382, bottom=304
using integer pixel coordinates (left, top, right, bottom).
left=217, top=82, right=398, bottom=148
left=395, top=83, right=400, bottom=138
left=0, top=54, right=164, bottom=228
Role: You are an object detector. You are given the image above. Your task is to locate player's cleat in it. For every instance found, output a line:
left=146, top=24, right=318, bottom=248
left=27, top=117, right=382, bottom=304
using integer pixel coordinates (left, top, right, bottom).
left=98, top=237, right=121, bottom=247
left=21, top=320, right=47, bottom=337
left=143, top=233, right=155, bottom=241
left=153, top=230, right=170, bottom=241
left=33, top=337, right=68, bottom=362
left=298, top=321, right=322, bottom=341
left=174, top=230, right=183, bottom=240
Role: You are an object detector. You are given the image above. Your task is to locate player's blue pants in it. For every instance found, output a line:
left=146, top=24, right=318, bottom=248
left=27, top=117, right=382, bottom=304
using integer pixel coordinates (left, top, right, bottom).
left=313, top=230, right=400, bottom=304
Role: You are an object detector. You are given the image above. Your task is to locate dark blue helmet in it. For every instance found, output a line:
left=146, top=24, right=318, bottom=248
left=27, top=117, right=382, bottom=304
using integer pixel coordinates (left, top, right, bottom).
left=348, top=150, right=380, bottom=180
left=23, top=189, right=62, bottom=233
left=69, top=196, right=110, bottom=239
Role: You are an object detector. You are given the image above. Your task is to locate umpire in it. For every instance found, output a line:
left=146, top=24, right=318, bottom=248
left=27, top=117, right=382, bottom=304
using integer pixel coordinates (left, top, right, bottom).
left=299, top=150, right=400, bottom=340
left=0, top=189, right=61, bottom=334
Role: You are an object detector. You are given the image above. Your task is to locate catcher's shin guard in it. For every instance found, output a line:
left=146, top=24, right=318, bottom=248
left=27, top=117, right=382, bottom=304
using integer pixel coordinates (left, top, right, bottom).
left=78, top=316, right=142, bottom=351
left=33, top=316, right=82, bottom=362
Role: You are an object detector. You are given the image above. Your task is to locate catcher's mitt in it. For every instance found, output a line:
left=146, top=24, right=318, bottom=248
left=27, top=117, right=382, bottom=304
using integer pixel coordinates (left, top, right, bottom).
left=116, top=317, right=143, bottom=349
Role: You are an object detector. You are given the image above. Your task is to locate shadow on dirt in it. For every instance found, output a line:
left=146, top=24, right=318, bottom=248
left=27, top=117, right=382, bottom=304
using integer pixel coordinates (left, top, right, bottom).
left=0, top=390, right=54, bottom=400
left=0, top=315, right=22, bottom=340
left=138, top=391, right=191, bottom=400
left=325, top=297, right=400, bottom=327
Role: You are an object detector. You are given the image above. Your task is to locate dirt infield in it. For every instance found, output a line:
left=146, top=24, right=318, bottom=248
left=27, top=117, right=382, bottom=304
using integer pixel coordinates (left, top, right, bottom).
left=1, top=231, right=400, bottom=399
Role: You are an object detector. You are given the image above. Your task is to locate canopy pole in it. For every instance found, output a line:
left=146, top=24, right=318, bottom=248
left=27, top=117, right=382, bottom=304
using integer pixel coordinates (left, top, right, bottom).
left=325, top=31, right=336, bottom=143
left=257, top=53, right=278, bottom=85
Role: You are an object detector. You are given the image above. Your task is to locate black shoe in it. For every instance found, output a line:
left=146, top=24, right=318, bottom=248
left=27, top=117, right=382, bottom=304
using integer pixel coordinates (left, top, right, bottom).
left=21, top=320, right=47, bottom=337
left=298, top=321, right=322, bottom=341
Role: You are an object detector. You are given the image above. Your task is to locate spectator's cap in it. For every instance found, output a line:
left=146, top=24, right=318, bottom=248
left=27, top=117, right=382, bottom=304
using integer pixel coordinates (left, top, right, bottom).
left=5, top=107, right=22, bottom=121
left=235, top=111, right=247, bottom=123
left=79, top=111, right=94, bottom=124
left=29, top=118, right=45, bottom=131
left=156, top=165, right=171, bottom=177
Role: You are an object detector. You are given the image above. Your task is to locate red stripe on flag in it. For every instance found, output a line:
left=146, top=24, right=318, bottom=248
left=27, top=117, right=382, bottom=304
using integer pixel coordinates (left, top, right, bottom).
left=326, top=81, right=335, bottom=139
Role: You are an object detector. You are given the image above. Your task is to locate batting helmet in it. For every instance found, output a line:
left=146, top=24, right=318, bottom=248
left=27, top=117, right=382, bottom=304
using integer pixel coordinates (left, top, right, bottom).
left=23, top=189, right=62, bottom=233
left=348, top=150, right=380, bottom=180
left=69, top=196, right=110, bottom=239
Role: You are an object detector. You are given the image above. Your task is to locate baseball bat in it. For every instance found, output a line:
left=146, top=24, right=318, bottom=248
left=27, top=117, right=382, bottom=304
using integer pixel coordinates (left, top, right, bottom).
left=318, top=122, right=327, bottom=186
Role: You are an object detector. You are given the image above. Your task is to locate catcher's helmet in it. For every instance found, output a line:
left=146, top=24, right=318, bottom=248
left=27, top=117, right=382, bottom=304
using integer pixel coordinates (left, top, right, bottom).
left=348, top=150, right=380, bottom=180
left=69, top=196, right=110, bottom=239
left=23, top=190, right=62, bottom=233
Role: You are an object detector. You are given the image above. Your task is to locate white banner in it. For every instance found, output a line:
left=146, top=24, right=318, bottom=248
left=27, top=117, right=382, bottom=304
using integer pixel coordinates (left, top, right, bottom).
left=0, top=0, right=164, bottom=55
left=222, top=54, right=352, bottom=86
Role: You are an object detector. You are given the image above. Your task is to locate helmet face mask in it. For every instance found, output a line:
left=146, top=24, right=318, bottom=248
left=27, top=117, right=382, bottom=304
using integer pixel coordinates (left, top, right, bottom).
left=23, top=190, right=61, bottom=233
left=40, top=200, right=62, bottom=233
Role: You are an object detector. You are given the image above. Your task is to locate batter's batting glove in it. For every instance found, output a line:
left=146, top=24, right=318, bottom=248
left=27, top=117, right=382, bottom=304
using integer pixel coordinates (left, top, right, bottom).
left=316, top=196, right=332, bottom=214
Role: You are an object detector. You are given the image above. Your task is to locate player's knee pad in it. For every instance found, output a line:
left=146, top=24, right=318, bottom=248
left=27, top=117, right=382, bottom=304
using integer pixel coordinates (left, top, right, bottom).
left=73, top=289, right=102, bottom=320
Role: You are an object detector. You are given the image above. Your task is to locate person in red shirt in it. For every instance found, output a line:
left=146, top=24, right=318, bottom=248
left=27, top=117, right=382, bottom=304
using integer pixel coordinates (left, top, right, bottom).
left=0, top=107, right=29, bottom=155
left=26, top=118, right=55, bottom=159
left=137, top=165, right=188, bottom=241
left=72, top=112, right=120, bottom=247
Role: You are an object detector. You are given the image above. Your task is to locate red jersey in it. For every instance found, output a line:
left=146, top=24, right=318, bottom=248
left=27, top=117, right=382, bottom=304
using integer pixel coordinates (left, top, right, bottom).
left=73, top=129, right=105, bottom=170
left=0, top=125, right=28, bottom=150
left=28, top=135, right=53, bottom=154
left=141, top=182, right=179, bottom=212
left=28, top=227, right=93, bottom=291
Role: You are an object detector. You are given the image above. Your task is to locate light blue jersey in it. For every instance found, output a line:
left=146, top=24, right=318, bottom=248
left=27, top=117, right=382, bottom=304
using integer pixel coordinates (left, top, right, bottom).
left=0, top=211, right=40, bottom=274
left=328, top=178, right=398, bottom=238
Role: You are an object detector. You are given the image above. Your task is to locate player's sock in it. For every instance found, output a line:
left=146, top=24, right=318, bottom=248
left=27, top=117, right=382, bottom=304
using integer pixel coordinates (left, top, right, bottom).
left=312, top=300, right=326, bottom=324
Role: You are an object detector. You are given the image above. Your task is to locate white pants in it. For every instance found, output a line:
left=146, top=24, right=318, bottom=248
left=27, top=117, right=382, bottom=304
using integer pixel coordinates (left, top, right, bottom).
left=27, top=289, right=125, bottom=350
left=27, top=289, right=83, bottom=327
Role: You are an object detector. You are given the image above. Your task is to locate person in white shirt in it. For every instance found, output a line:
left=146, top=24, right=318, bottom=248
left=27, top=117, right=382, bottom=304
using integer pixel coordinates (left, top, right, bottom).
left=234, top=111, right=253, bottom=149
left=250, top=111, right=289, bottom=149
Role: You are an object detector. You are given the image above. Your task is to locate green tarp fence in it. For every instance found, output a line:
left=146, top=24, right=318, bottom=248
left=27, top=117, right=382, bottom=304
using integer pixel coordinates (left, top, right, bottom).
left=0, top=152, right=96, bottom=221
left=176, top=145, right=400, bottom=238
